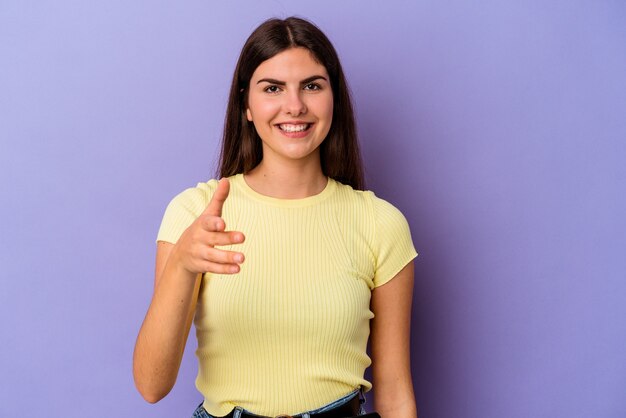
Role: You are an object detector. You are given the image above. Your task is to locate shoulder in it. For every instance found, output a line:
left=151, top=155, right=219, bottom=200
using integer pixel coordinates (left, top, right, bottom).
left=370, top=193, right=410, bottom=228
left=165, top=179, right=220, bottom=216
left=330, top=180, right=416, bottom=287
left=329, top=178, right=373, bottom=209
left=156, top=178, right=223, bottom=244
left=330, top=179, right=408, bottom=223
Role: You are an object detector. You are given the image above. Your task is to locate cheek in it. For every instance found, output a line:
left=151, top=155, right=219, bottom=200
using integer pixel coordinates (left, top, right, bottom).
left=309, top=94, right=334, bottom=122
left=247, top=96, right=280, bottom=123
left=321, top=96, right=334, bottom=124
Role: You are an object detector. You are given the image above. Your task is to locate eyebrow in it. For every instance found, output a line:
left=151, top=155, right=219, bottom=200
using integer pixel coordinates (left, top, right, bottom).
left=256, top=75, right=327, bottom=85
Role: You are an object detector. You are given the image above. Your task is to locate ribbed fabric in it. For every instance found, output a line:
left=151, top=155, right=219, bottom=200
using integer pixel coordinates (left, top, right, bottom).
left=157, top=174, right=417, bottom=416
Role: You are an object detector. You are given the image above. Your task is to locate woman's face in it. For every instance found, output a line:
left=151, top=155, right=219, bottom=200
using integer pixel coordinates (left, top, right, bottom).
left=246, top=47, right=333, bottom=166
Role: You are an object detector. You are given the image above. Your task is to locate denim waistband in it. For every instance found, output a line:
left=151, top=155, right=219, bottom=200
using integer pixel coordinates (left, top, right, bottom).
left=191, top=388, right=366, bottom=418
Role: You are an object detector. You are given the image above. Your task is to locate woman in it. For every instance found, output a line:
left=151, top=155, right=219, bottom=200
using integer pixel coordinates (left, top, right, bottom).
left=133, top=17, right=418, bottom=418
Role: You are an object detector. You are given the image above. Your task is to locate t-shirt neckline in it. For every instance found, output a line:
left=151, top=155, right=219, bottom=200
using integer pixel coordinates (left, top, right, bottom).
left=232, top=173, right=336, bottom=208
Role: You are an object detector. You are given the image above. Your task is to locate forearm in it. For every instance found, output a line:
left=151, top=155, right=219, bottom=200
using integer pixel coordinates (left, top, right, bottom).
left=371, top=318, right=417, bottom=418
left=133, top=254, right=199, bottom=402
left=374, top=385, right=418, bottom=418
left=370, top=262, right=418, bottom=418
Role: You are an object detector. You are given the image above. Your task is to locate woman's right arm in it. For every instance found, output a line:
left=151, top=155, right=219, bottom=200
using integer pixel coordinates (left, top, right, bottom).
left=132, top=178, right=245, bottom=403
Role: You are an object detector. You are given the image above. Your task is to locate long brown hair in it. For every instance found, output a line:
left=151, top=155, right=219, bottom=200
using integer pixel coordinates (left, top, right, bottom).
left=217, top=17, right=364, bottom=190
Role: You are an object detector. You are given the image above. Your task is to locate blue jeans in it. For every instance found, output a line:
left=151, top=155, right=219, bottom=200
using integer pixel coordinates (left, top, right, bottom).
left=191, top=388, right=365, bottom=418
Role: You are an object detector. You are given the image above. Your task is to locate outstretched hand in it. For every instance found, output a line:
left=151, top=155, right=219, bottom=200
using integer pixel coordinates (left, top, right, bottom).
left=172, top=178, right=245, bottom=275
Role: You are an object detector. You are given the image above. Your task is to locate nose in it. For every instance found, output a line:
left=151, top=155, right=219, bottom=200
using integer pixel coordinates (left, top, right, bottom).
left=283, top=90, right=307, bottom=116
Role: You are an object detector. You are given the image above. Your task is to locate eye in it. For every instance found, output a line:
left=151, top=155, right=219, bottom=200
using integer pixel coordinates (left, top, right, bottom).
left=304, top=83, right=322, bottom=91
left=263, top=85, right=282, bottom=94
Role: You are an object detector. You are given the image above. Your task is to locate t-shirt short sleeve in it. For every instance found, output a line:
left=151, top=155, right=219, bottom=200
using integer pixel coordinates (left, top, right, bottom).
left=371, top=194, right=418, bottom=288
left=156, top=180, right=218, bottom=244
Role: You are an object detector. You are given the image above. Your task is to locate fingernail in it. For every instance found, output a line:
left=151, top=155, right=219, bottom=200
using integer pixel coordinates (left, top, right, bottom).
left=234, top=254, right=244, bottom=263
left=230, top=265, right=239, bottom=273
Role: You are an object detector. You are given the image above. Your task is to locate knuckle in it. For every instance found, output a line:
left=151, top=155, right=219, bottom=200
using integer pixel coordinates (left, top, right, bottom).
left=201, top=216, right=214, bottom=229
left=214, top=249, right=229, bottom=263
left=203, top=248, right=212, bottom=261
left=207, top=232, right=219, bottom=245
left=192, top=247, right=204, bottom=260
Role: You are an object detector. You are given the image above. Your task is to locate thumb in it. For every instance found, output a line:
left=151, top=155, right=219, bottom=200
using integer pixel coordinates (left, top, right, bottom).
left=203, top=178, right=230, bottom=217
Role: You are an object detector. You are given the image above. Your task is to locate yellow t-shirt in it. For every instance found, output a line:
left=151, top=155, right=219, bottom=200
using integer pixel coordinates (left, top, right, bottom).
left=157, top=174, right=417, bottom=416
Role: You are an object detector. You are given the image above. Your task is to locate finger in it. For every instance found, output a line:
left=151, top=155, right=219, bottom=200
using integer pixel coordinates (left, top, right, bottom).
left=201, top=260, right=241, bottom=275
left=204, top=247, right=245, bottom=265
left=203, top=178, right=230, bottom=217
left=198, top=218, right=245, bottom=241
left=194, top=223, right=246, bottom=244
left=207, top=231, right=245, bottom=247
left=200, top=215, right=226, bottom=232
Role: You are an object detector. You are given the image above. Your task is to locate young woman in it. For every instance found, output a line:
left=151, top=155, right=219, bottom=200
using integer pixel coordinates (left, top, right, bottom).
left=133, top=17, right=418, bottom=418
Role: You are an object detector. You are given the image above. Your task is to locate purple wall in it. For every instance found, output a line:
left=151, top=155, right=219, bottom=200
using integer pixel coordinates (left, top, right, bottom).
left=1, top=1, right=625, bottom=417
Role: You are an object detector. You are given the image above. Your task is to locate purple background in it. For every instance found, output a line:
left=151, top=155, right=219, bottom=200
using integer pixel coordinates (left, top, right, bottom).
left=1, top=1, right=625, bottom=417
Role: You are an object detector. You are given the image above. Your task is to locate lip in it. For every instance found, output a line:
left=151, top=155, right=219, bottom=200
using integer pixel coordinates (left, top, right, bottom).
left=275, top=120, right=313, bottom=125
left=275, top=121, right=314, bottom=139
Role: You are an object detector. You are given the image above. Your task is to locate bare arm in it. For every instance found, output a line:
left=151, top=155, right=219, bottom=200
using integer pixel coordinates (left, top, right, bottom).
left=370, top=261, right=418, bottom=418
left=132, top=243, right=200, bottom=403
left=132, top=179, right=245, bottom=403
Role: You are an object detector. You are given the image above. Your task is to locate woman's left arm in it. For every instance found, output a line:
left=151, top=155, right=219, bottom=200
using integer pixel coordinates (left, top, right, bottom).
left=370, top=261, right=418, bottom=418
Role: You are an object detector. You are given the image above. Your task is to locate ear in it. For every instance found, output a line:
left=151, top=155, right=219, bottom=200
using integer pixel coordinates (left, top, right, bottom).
left=246, top=108, right=253, bottom=122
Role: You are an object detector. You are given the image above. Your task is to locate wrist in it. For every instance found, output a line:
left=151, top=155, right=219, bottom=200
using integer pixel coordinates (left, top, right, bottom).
left=166, top=246, right=198, bottom=283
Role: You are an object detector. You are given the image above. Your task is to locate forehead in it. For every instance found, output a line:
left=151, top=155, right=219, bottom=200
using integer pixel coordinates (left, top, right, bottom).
left=250, top=47, right=328, bottom=81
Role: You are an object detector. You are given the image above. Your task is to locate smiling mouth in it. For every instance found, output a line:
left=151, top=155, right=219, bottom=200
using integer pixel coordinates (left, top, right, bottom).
left=277, top=123, right=312, bottom=133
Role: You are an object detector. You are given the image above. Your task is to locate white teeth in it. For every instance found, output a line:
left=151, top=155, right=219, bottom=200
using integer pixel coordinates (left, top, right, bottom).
left=279, top=124, right=309, bottom=132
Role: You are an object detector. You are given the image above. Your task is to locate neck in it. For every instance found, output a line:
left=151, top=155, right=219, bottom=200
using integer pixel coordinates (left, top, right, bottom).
left=244, top=157, right=327, bottom=199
